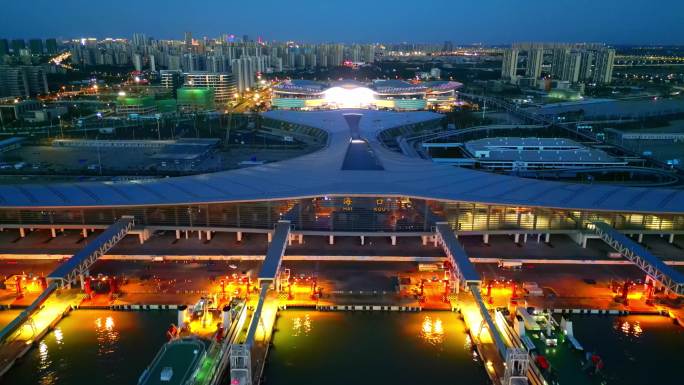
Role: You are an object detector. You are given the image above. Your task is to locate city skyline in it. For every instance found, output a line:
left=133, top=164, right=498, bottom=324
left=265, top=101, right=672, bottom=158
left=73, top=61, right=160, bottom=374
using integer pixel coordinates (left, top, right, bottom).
left=2, top=0, right=684, bottom=44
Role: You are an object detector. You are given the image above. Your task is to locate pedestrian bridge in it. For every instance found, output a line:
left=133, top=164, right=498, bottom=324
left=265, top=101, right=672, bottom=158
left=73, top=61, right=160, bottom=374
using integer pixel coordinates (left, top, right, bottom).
left=47, top=216, right=135, bottom=286
left=589, top=221, right=684, bottom=295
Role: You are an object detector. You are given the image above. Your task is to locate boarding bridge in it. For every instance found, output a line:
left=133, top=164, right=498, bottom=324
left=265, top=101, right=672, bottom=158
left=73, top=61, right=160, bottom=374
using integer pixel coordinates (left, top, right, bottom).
left=48, top=216, right=135, bottom=287
left=231, top=220, right=290, bottom=385
left=435, top=222, right=482, bottom=289
left=435, top=222, right=509, bottom=358
left=589, top=222, right=684, bottom=296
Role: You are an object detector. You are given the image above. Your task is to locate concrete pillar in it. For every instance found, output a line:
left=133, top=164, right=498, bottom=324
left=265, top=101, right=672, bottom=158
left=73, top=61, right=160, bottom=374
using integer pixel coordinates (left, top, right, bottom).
left=537, top=233, right=542, bottom=243
left=288, top=234, right=293, bottom=246
left=545, top=233, right=550, bottom=243
left=139, top=233, right=145, bottom=244
left=669, top=234, right=675, bottom=244
left=298, top=234, right=303, bottom=244
left=185, top=230, right=189, bottom=239
left=206, top=231, right=212, bottom=241
left=198, top=231, right=202, bottom=240
left=483, top=234, right=489, bottom=244
left=268, top=232, right=273, bottom=243
left=637, top=233, right=643, bottom=243
left=514, top=233, right=520, bottom=243
left=360, top=235, right=365, bottom=245
left=176, top=229, right=181, bottom=239
left=51, top=228, right=57, bottom=238
left=433, top=235, right=438, bottom=247
left=237, top=231, right=243, bottom=242
left=19, top=227, right=25, bottom=238
left=329, top=235, right=334, bottom=245
left=82, top=228, right=88, bottom=238
left=421, top=235, right=428, bottom=246
left=79, top=273, right=86, bottom=290
left=391, top=236, right=397, bottom=246
left=523, top=233, right=528, bottom=243
left=581, top=235, right=588, bottom=248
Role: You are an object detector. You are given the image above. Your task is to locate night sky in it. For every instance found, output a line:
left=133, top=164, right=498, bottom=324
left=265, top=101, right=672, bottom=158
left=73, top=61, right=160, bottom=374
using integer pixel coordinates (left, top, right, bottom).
left=2, top=0, right=683, bottom=44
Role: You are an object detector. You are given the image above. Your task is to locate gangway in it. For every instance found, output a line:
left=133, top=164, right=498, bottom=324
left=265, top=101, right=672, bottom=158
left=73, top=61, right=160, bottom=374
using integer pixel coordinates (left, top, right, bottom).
left=435, top=222, right=481, bottom=288
left=589, top=221, right=684, bottom=295
left=48, top=216, right=135, bottom=287
left=231, top=220, right=290, bottom=385
left=435, top=223, right=509, bottom=359
left=0, top=216, right=135, bottom=347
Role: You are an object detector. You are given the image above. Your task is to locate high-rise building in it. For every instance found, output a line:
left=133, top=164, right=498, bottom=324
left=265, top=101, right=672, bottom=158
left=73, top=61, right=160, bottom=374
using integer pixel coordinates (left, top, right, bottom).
left=160, top=69, right=182, bottom=97
left=501, top=48, right=519, bottom=83
left=526, top=48, right=544, bottom=79
left=0, top=65, right=49, bottom=97
left=184, top=32, right=193, bottom=47
left=183, top=72, right=236, bottom=105
left=132, top=33, right=147, bottom=47
left=592, top=49, right=615, bottom=84
left=149, top=55, right=157, bottom=72
left=560, top=51, right=581, bottom=83
left=11, top=39, right=25, bottom=55
left=0, top=39, right=8, bottom=57
left=551, top=48, right=569, bottom=78
left=442, top=41, right=454, bottom=53
left=45, top=38, right=58, bottom=55
left=132, top=53, right=143, bottom=72
left=578, top=50, right=594, bottom=81
left=28, top=39, right=44, bottom=55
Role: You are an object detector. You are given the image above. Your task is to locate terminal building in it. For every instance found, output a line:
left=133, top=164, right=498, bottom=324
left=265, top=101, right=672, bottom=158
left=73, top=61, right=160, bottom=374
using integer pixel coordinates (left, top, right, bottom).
left=271, top=79, right=461, bottom=111
left=0, top=109, right=682, bottom=243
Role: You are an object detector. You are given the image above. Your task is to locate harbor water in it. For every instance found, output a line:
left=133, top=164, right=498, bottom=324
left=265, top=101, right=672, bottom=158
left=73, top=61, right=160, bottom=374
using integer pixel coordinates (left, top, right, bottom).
left=264, top=310, right=490, bottom=385
left=0, top=309, right=175, bottom=385
left=568, top=315, right=684, bottom=385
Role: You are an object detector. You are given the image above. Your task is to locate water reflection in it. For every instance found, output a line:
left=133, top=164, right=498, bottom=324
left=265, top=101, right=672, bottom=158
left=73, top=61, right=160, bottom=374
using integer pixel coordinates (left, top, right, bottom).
left=95, top=316, right=119, bottom=356
left=616, top=319, right=644, bottom=338
left=292, top=313, right=313, bottom=337
left=420, top=315, right=444, bottom=345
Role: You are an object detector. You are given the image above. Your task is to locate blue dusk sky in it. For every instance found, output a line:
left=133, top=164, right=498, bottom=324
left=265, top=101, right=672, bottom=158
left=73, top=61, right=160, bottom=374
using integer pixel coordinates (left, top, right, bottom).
left=1, top=0, right=683, bottom=44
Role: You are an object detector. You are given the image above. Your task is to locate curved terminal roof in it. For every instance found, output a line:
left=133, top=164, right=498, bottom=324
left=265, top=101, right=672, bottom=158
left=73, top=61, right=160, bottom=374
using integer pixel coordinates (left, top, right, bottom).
left=0, top=109, right=683, bottom=214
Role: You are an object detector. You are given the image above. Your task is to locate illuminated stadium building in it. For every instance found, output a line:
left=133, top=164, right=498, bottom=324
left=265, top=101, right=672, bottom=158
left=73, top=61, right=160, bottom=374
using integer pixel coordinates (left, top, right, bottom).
left=1, top=109, right=684, bottom=249
left=271, top=79, right=461, bottom=111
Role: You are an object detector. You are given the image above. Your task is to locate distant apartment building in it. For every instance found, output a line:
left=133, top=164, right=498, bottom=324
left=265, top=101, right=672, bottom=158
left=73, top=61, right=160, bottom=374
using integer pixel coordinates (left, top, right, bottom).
left=183, top=72, right=236, bottom=105
left=501, top=48, right=519, bottom=83
left=502, top=44, right=616, bottom=85
left=0, top=65, right=49, bottom=97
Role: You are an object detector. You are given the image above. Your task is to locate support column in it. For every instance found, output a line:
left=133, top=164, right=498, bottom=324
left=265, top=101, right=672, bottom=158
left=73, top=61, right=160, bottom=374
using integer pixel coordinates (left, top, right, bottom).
left=176, top=229, right=181, bottom=240
left=19, top=227, right=25, bottom=238
left=360, top=235, right=365, bottom=245
left=582, top=235, right=588, bottom=248
left=139, top=233, right=145, bottom=244
left=433, top=235, right=438, bottom=247
left=288, top=234, right=293, bottom=246
left=421, top=235, right=428, bottom=246
left=523, top=233, right=528, bottom=243
left=537, top=233, right=541, bottom=243
left=237, top=231, right=242, bottom=242
left=298, top=234, right=303, bottom=244
left=82, top=228, right=88, bottom=238
left=391, top=236, right=397, bottom=246
left=637, top=233, right=643, bottom=243
left=51, top=228, right=57, bottom=238
left=185, top=230, right=189, bottom=239
left=514, top=234, right=520, bottom=243
left=329, top=235, right=334, bottom=245
left=198, top=231, right=202, bottom=240
left=483, top=234, right=489, bottom=244
left=545, top=233, right=550, bottom=243
left=669, top=234, right=675, bottom=244
left=206, top=231, right=212, bottom=241
left=268, top=232, right=273, bottom=243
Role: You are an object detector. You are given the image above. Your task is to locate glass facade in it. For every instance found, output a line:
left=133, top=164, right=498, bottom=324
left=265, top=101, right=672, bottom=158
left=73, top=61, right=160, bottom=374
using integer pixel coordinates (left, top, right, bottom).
left=1, top=197, right=682, bottom=233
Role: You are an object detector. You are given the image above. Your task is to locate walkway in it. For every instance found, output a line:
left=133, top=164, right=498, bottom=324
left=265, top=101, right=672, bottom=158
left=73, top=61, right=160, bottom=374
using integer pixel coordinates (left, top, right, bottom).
left=589, top=221, right=684, bottom=295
